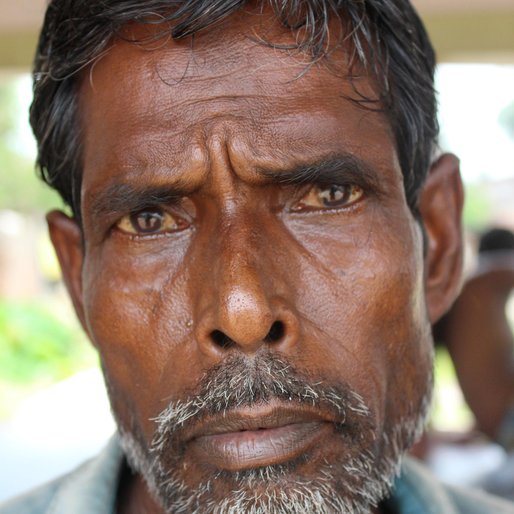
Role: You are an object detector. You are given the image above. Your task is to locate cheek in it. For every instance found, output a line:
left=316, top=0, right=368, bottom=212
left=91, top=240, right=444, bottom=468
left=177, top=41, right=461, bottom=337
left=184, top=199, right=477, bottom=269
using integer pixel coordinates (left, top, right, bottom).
left=81, top=236, right=194, bottom=434
left=285, top=211, right=431, bottom=419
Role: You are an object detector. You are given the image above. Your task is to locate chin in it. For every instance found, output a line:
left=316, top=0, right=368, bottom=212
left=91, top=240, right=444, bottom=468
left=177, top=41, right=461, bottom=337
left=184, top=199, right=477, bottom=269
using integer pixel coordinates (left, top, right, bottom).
left=119, top=416, right=418, bottom=514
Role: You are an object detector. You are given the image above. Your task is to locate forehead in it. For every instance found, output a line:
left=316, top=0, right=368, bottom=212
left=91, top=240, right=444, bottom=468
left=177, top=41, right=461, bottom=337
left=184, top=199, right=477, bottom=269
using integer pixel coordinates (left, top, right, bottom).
left=79, top=13, right=401, bottom=200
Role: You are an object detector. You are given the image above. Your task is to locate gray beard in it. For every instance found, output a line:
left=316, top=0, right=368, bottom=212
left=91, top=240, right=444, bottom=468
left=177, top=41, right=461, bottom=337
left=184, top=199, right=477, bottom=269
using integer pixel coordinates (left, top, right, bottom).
left=117, top=354, right=431, bottom=514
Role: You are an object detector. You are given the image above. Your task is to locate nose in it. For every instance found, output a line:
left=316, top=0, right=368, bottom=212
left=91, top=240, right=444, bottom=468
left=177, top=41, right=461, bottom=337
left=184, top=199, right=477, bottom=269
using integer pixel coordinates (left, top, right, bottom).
left=194, top=221, right=299, bottom=358
left=208, top=286, right=296, bottom=353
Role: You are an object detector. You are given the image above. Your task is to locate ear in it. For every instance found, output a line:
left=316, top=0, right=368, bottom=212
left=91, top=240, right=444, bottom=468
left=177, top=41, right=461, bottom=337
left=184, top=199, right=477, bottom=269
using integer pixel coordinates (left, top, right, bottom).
left=47, top=211, right=89, bottom=334
left=419, top=153, right=464, bottom=323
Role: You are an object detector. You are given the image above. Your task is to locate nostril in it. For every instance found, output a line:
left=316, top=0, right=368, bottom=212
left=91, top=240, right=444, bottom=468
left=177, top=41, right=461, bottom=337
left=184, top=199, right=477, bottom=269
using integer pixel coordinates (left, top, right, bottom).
left=264, top=320, right=285, bottom=343
left=210, top=329, right=235, bottom=349
left=210, top=321, right=285, bottom=349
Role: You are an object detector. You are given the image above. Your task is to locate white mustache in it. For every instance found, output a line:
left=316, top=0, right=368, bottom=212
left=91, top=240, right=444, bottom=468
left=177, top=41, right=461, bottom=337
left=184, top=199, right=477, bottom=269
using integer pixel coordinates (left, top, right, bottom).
left=149, top=352, right=372, bottom=456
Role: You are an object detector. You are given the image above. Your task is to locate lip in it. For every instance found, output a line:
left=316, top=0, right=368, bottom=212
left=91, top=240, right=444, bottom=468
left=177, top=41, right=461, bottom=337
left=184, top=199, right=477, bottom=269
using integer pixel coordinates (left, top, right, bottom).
left=186, top=403, right=337, bottom=471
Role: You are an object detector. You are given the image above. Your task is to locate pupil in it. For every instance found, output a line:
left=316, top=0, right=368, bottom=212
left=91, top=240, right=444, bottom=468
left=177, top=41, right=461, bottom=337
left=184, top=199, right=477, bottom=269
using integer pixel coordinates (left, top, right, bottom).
left=330, top=187, right=341, bottom=202
left=132, top=211, right=163, bottom=233
left=322, top=185, right=347, bottom=206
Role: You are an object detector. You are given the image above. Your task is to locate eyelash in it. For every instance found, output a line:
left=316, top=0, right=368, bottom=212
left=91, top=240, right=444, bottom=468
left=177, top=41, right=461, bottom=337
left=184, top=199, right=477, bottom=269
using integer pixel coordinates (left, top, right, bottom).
left=114, top=206, right=188, bottom=238
left=289, top=182, right=368, bottom=212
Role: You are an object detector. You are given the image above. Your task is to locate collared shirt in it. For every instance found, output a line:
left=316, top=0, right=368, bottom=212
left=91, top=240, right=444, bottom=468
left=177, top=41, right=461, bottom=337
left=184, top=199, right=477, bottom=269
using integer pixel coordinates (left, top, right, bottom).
left=1, top=436, right=513, bottom=514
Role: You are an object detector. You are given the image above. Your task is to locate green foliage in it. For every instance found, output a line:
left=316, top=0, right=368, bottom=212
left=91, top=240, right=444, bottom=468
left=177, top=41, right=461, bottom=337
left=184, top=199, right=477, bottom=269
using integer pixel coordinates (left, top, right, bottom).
left=0, top=299, right=97, bottom=385
left=462, top=183, right=492, bottom=230
left=432, top=347, right=473, bottom=431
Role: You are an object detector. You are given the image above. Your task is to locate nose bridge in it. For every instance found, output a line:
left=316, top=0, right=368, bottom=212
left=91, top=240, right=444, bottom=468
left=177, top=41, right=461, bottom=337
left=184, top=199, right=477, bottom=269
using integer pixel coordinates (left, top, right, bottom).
left=193, top=204, right=301, bottom=359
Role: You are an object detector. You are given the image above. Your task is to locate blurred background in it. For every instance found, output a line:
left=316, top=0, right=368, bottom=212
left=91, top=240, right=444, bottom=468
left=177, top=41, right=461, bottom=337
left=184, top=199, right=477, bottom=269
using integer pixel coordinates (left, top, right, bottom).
left=1, top=0, right=514, bottom=503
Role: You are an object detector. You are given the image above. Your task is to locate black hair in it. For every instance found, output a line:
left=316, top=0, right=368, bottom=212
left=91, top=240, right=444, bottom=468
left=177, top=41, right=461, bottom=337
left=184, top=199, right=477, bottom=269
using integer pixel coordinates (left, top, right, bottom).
left=478, top=228, right=514, bottom=254
left=30, top=0, right=438, bottom=220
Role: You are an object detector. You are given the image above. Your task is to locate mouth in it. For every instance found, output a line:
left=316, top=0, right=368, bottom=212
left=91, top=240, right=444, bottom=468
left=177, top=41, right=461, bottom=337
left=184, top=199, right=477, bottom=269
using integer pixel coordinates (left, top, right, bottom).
left=185, top=403, right=337, bottom=471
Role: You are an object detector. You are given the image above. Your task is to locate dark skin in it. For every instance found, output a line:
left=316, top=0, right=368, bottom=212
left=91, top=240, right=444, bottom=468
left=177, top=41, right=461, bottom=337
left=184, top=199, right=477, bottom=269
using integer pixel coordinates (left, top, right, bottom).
left=411, top=256, right=514, bottom=461
left=440, top=257, right=514, bottom=439
left=47, top=11, right=464, bottom=514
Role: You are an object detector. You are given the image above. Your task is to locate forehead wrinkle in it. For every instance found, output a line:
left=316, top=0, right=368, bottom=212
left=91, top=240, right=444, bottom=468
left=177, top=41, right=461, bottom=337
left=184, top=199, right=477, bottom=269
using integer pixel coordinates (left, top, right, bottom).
left=150, top=68, right=310, bottom=120
left=116, top=38, right=353, bottom=113
left=152, top=66, right=351, bottom=117
left=171, top=95, right=268, bottom=119
left=154, top=55, right=262, bottom=86
left=142, top=11, right=318, bottom=81
left=83, top=29, right=388, bottom=153
left=113, top=24, right=308, bottom=96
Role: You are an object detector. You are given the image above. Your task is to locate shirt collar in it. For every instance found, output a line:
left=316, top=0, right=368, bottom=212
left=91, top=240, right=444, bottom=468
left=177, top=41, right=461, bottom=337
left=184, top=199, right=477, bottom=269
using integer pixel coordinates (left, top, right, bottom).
left=47, top=436, right=123, bottom=514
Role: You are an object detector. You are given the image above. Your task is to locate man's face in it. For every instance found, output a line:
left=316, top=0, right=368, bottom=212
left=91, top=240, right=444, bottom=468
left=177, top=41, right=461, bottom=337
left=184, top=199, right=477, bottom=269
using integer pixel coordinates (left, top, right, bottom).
left=49, top=11, right=461, bottom=514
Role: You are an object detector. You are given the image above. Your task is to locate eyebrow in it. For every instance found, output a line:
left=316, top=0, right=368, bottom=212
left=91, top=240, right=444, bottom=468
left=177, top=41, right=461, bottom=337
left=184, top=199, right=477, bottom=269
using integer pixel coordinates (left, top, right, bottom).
left=257, top=153, right=381, bottom=190
left=89, top=182, right=187, bottom=221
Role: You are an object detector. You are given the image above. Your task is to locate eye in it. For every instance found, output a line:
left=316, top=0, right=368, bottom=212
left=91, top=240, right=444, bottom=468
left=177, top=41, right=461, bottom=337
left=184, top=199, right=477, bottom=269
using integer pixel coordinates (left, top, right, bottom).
left=116, top=208, right=183, bottom=235
left=293, top=184, right=364, bottom=211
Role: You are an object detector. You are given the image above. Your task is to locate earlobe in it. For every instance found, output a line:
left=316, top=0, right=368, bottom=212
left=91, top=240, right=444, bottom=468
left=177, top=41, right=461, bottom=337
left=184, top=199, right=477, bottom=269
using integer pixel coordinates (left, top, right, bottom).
left=419, top=153, right=464, bottom=323
left=46, top=211, right=88, bottom=333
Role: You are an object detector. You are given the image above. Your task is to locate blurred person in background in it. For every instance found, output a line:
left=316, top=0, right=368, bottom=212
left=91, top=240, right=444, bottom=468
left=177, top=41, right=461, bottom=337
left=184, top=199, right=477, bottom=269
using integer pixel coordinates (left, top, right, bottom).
left=436, top=228, right=514, bottom=445
left=433, top=227, right=514, bottom=499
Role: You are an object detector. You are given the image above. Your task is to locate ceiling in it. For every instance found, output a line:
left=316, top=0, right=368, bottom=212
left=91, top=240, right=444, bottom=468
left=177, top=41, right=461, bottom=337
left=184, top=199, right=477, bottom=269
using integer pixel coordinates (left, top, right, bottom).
left=1, top=0, right=514, bottom=69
